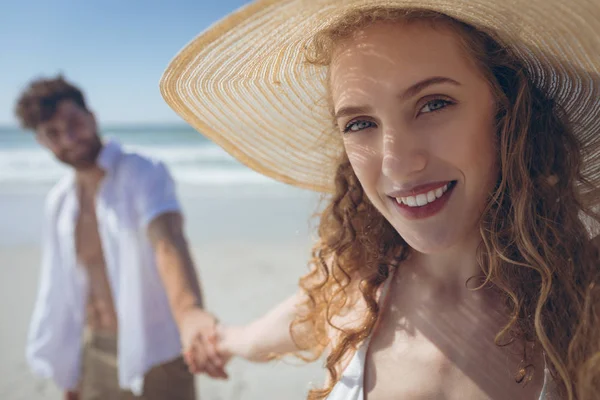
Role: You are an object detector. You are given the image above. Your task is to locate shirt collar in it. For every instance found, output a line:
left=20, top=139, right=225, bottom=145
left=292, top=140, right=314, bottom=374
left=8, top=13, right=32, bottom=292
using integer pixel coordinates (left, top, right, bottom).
left=96, top=139, right=123, bottom=173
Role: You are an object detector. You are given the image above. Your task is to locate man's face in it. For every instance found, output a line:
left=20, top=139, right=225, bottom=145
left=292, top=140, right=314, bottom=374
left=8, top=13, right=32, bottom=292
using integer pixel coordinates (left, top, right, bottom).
left=36, top=99, right=102, bottom=169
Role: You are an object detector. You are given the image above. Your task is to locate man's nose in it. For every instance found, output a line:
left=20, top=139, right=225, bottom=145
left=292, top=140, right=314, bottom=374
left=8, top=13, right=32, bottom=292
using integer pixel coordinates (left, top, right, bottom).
left=59, top=129, right=79, bottom=147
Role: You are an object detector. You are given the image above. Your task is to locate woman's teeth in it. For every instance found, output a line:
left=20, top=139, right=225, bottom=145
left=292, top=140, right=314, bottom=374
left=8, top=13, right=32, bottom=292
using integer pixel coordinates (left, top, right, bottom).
left=396, top=183, right=449, bottom=207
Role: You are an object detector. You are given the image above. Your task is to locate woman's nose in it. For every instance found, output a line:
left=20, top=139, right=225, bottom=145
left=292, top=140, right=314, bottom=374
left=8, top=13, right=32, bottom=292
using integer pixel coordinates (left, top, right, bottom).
left=381, top=129, right=428, bottom=180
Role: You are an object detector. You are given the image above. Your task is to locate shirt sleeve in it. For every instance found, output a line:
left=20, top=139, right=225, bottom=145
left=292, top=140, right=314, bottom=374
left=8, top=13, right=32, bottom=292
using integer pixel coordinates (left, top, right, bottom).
left=136, top=161, right=182, bottom=227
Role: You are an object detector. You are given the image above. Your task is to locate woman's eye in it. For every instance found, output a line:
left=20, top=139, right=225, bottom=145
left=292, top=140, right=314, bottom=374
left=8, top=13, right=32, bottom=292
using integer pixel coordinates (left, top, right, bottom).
left=343, top=120, right=376, bottom=133
left=419, top=99, right=452, bottom=114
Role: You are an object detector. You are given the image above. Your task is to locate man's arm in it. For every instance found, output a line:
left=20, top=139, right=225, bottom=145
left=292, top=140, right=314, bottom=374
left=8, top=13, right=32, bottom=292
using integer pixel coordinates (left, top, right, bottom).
left=148, top=212, right=203, bottom=320
left=147, top=211, right=226, bottom=378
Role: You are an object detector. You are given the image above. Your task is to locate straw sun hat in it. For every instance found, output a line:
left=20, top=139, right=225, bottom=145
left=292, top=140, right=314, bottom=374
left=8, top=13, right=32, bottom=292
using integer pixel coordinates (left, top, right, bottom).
left=160, top=0, right=600, bottom=203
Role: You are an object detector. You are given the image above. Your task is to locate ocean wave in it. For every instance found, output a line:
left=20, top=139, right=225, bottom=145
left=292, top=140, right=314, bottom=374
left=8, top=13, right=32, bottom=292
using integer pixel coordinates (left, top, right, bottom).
left=0, top=144, right=274, bottom=186
left=127, top=144, right=236, bottom=163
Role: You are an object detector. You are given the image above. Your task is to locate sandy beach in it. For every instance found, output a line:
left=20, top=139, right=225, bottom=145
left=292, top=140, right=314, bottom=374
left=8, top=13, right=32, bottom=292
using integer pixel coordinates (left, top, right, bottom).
left=0, top=183, right=325, bottom=400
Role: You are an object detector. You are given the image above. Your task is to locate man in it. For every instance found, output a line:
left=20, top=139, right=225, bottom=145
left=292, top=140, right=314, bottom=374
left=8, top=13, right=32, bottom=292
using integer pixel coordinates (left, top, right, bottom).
left=16, top=76, right=226, bottom=400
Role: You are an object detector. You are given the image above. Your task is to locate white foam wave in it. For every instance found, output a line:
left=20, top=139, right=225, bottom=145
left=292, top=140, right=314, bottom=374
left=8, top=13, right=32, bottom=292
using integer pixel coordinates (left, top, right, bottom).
left=0, top=145, right=274, bottom=186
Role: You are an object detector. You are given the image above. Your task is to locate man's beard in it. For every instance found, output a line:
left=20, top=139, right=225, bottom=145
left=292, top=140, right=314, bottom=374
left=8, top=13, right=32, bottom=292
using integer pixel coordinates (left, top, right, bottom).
left=58, top=135, right=103, bottom=170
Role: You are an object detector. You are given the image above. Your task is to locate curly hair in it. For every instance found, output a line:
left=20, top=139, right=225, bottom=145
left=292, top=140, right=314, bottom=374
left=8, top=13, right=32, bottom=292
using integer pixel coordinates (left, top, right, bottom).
left=289, top=8, right=600, bottom=400
left=15, top=75, right=88, bottom=130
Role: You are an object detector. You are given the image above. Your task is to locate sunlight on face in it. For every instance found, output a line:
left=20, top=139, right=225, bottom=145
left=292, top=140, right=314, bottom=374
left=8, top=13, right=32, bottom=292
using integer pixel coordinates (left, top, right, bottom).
left=330, top=21, right=498, bottom=253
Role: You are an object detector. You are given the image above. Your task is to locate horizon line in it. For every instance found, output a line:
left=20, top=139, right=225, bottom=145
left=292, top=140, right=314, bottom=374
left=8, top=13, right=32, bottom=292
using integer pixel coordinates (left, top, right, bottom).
left=0, top=121, right=194, bottom=130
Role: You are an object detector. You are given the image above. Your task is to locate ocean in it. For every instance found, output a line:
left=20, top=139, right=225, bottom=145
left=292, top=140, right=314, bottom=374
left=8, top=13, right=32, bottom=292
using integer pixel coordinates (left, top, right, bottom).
left=0, top=124, right=273, bottom=186
left=0, top=123, right=319, bottom=246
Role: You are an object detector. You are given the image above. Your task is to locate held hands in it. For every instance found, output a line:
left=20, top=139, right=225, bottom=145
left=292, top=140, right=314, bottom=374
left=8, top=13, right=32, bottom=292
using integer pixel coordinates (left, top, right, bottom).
left=181, top=311, right=271, bottom=378
left=179, top=307, right=228, bottom=379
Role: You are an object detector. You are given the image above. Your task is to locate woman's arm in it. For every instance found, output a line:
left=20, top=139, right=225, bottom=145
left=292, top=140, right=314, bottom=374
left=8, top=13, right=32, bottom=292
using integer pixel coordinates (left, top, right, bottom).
left=217, top=291, right=307, bottom=363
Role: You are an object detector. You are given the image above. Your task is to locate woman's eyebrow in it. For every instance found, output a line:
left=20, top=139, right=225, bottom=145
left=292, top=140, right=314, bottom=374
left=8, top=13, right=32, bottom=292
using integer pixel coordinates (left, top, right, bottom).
left=398, top=76, right=461, bottom=101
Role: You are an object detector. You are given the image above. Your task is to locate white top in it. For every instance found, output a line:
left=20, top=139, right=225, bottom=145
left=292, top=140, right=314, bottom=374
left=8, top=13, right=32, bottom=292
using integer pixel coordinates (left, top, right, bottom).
left=26, top=140, right=183, bottom=395
left=326, top=275, right=555, bottom=400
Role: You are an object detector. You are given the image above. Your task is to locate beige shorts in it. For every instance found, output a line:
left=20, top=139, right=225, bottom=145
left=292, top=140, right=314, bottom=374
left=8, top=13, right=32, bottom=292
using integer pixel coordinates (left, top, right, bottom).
left=79, top=330, right=196, bottom=400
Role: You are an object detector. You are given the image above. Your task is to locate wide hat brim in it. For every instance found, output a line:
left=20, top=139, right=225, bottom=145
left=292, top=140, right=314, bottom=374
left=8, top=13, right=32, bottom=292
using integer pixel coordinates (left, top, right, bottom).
left=160, top=0, right=600, bottom=206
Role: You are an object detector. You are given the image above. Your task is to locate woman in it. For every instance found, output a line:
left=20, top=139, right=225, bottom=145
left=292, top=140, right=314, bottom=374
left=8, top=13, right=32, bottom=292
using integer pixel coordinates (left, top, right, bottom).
left=160, top=1, right=600, bottom=399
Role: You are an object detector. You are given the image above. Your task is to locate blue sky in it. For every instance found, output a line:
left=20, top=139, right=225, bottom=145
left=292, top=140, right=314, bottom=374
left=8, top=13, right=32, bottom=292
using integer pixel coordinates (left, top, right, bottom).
left=0, top=0, right=252, bottom=126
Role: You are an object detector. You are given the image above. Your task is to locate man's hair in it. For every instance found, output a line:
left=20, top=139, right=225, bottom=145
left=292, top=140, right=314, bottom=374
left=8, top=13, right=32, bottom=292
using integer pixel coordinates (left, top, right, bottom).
left=14, top=75, right=88, bottom=130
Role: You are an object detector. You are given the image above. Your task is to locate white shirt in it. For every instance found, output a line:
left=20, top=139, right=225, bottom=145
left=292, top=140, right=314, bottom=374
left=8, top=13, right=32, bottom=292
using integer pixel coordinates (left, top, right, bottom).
left=26, top=140, right=183, bottom=395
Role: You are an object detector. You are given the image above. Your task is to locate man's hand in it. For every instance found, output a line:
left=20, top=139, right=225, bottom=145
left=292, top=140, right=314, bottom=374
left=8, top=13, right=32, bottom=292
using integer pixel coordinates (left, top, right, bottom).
left=180, top=306, right=228, bottom=379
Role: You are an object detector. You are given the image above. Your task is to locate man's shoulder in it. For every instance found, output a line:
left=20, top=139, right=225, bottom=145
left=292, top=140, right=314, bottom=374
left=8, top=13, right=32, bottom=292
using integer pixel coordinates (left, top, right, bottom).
left=116, top=150, right=171, bottom=183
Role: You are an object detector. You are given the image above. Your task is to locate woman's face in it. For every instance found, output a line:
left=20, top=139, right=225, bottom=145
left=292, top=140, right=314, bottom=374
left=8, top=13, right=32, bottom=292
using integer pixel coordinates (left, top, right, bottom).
left=330, top=21, right=499, bottom=254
